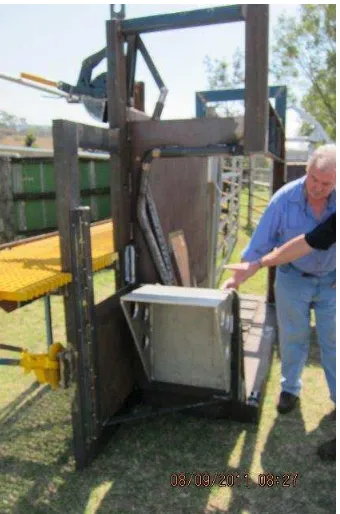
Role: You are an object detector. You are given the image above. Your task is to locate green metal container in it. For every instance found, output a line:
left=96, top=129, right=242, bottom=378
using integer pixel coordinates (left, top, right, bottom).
left=11, top=155, right=111, bottom=235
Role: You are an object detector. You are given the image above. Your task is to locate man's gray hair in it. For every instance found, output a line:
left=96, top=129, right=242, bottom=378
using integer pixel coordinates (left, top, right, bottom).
left=307, top=144, right=336, bottom=174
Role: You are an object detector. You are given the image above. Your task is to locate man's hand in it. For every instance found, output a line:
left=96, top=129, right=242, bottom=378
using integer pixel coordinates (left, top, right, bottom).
left=220, top=261, right=261, bottom=289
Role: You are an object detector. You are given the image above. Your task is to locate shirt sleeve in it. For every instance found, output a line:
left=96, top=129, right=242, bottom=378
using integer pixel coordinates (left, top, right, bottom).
left=305, top=213, right=336, bottom=250
left=241, top=194, right=284, bottom=261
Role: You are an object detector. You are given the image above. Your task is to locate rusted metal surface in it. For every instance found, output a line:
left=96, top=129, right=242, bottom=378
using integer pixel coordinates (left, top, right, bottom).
left=130, top=117, right=244, bottom=286
left=244, top=5, right=269, bottom=153
left=240, top=294, right=276, bottom=406
left=77, top=124, right=119, bottom=151
left=131, top=117, right=243, bottom=149
left=95, top=292, right=138, bottom=422
left=106, top=18, right=131, bottom=286
left=52, top=120, right=80, bottom=346
left=0, top=157, right=15, bottom=243
left=134, top=156, right=209, bottom=285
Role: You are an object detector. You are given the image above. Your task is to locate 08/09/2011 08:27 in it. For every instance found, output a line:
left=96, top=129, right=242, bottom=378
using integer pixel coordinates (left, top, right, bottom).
left=169, top=472, right=299, bottom=488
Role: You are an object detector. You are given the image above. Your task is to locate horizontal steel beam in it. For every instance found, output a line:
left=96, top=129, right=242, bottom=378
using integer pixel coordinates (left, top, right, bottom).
left=77, top=124, right=119, bottom=152
left=121, top=5, right=246, bottom=35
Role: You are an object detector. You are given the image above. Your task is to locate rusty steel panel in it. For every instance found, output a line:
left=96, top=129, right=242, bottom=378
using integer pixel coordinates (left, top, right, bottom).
left=134, top=156, right=209, bottom=285
left=130, top=117, right=244, bottom=286
left=130, top=117, right=244, bottom=149
left=95, top=294, right=138, bottom=422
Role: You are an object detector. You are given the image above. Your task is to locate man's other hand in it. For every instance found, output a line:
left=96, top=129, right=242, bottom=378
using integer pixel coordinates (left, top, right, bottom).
left=220, top=261, right=261, bottom=289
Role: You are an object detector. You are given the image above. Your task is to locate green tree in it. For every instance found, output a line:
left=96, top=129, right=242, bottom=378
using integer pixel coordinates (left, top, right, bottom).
left=203, top=6, right=335, bottom=140
left=203, top=49, right=244, bottom=116
left=0, top=110, right=21, bottom=128
left=271, top=5, right=335, bottom=139
left=24, top=131, right=36, bottom=147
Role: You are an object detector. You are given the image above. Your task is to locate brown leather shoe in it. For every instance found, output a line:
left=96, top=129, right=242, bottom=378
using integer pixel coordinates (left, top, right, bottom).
left=277, top=392, right=299, bottom=414
left=317, top=438, right=336, bottom=461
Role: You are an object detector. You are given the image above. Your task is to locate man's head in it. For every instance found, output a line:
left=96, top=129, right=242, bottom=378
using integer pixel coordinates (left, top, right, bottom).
left=305, top=144, right=336, bottom=201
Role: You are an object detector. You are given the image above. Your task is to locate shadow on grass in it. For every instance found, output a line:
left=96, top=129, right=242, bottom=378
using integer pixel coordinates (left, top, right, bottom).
left=0, top=382, right=50, bottom=425
left=0, top=334, right=335, bottom=514
left=0, top=383, right=336, bottom=514
left=259, top=405, right=336, bottom=514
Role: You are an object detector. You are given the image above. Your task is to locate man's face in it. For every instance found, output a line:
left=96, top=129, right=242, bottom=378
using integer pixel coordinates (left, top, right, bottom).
left=305, top=166, right=336, bottom=201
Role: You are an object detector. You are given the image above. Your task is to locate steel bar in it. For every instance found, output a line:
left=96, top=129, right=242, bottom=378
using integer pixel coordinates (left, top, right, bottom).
left=44, top=295, right=53, bottom=348
left=0, top=73, right=79, bottom=100
left=121, top=5, right=245, bottom=35
left=0, top=343, right=23, bottom=353
left=0, top=358, right=20, bottom=366
left=196, top=85, right=287, bottom=122
left=137, top=153, right=172, bottom=284
left=106, top=18, right=130, bottom=289
left=70, top=207, right=101, bottom=469
left=137, top=36, right=165, bottom=90
left=103, top=395, right=231, bottom=426
left=77, top=124, right=119, bottom=152
left=126, top=35, right=138, bottom=102
left=244, top=5, right=269, bottom=153
left=152, top=144, right=243, bottom=159
left=146, top=187, right=175, bottom=283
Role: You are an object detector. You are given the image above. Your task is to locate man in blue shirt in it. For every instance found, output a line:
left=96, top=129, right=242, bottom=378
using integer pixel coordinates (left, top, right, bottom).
left=223, top=144, right=336, bottom=418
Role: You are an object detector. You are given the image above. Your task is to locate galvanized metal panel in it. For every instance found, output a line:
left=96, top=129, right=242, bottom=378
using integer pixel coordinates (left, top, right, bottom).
left=121, top=285, right=233, bottom=392
left=122, top=284, right=230, bottom=307
left=152, top=304, right=229, bottom=389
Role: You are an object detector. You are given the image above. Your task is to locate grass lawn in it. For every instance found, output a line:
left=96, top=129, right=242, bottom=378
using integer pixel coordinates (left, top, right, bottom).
left=0, top=190, right=335, bottom=514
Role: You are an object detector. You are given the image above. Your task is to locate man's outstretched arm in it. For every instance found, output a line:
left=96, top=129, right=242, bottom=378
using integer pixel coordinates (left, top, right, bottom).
left=221, top=213, right=335, bottom=289
left=221, top=235, right=311, bottom=289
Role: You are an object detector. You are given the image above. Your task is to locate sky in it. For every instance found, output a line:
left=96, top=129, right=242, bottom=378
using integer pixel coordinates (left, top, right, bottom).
left=0, top=3, right=302, bottom=135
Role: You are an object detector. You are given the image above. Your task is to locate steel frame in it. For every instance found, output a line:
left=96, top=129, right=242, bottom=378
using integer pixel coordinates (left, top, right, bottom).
left=51, top=4, right=281, bottom=469
left=196, top=86, right=287, bottom=131
left=196, top=85, right=287, bottom=301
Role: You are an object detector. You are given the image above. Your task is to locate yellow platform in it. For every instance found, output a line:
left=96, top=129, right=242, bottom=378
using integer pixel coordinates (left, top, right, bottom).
left=0, top=221, right=116, bottom=302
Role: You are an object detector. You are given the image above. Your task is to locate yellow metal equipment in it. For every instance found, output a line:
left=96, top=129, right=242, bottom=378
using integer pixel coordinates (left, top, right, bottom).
left=0, top=221, right=117, bottom=302
left=0, top=342, right=66, bottom=390
left=20, top=72, right=59, bottom=88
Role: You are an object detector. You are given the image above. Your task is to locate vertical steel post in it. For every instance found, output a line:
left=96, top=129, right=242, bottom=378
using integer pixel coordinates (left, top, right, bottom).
left=247, top=156, right=255, bottom=229
left=53, top=121, right=102, bottom=469
left=106, top=18, right=131, bottom=289
left=0, top=157, right=15, bottom=243
left=244, top=5, right=269, bottom=154
left=53, top=120, right=79, bottom=343
left=44, top=295, right=53, bottom=348
left=69, top=206, right=101, bottom=469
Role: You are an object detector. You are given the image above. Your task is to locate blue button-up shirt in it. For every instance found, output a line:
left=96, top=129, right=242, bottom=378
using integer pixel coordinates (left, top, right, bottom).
left=242, top=176, right=336, bottom=276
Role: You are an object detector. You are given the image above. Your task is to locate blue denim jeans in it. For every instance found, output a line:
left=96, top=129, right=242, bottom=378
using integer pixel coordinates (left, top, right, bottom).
left=274, top=265, right=336, bottom=403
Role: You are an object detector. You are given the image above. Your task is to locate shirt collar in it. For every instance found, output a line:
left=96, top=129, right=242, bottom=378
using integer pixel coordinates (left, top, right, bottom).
left=288, top=176, right=307, bottom=204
